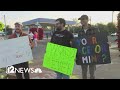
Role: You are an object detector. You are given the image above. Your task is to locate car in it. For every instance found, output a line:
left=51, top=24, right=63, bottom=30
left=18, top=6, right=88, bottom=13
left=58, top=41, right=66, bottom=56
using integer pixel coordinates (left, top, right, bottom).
left=0, top=31, right=6, bottom=36
left=111, top=33, right=117, bottom=36
left=73, top=33, right=78, bottom=37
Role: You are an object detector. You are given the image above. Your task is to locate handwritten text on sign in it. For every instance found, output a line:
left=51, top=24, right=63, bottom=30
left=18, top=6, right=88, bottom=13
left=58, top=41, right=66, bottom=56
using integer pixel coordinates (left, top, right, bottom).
left=72, top=32, right=111, bottom=65
left=43, top=42, right=77, bottom=76
left=0, top=36, right=33, bottom=68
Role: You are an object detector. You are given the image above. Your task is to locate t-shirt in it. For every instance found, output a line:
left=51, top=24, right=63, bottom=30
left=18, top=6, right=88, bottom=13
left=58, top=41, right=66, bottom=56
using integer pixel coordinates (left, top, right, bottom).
left=50, top=30, right=74, bottom=47
left=29, top=32, right=34, bottom=39
left=16, top=33, right=20, bottom=37
left=84, top=29, right=88, bottom=33
left=34, top=33, right=38, bottom=39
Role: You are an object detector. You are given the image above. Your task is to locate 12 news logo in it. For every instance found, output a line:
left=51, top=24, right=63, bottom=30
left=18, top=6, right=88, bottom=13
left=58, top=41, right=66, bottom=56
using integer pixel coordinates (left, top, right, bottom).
left=6, top=66, right=42, bottom=74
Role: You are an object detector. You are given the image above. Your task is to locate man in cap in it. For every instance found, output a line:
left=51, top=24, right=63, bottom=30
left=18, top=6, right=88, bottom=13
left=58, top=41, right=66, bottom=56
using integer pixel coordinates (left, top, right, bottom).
left=76, top=15, right=98, bottom=79
left=8, top=22, right=34, bottom=79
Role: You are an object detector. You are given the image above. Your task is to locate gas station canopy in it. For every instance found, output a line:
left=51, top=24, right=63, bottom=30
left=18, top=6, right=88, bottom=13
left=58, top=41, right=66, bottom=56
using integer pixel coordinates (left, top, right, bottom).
left=22, top=18, right=76, bottom=26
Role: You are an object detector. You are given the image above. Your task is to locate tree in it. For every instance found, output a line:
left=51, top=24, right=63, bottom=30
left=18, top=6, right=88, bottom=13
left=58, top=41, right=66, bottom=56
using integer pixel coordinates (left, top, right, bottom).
left=6, top=25, right=10, bottom=29
left=95, top=23, right=117, bottom=35
left=72, top=18, right=80, bottom=26
left=96, top=23, right=108, bottom=33
left=69, top=26, right=81, bottom=33
left=107, top=22, right=117, bottom=34
left=117, top=13, right=120, bottom=31
left=3, top=25, right=13, bottom=35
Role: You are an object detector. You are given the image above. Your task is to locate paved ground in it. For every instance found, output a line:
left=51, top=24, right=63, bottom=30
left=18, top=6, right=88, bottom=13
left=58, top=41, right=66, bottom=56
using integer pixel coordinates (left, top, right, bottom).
left=0, top=35, right=120, bottom=79
left=31, top=36, right=120, bottom=79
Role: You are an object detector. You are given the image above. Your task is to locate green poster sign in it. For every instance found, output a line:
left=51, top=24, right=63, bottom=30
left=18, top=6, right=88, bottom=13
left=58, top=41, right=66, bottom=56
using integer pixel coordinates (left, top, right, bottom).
left=43, top=42, right=77, bottom=76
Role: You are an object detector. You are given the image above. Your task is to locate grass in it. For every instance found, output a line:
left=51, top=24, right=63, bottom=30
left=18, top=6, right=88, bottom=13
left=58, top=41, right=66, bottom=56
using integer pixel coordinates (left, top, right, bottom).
left=0, top=68, right=6, bottom=73
left=29, top=60, right=34, bottom=64
left=70, top=75, right=80, bottom=79
left=0, top=75, right=8, bottom=79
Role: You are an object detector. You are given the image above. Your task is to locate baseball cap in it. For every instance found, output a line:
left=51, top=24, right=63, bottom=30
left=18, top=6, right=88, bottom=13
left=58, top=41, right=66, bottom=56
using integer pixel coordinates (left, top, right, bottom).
left=14, top=22, right=23, bottom=26
left=78, top=15, right=89, bottom=20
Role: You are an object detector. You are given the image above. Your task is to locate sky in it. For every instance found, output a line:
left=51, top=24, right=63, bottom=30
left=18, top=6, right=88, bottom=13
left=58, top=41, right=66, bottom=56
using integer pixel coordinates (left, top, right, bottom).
left=0, top=11, right=119, bottom=28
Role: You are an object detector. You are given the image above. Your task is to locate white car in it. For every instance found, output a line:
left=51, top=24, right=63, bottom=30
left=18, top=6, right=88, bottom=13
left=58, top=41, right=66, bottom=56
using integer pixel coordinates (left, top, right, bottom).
left=0, top=31, right=5, bottom=36
left=111, top=33, right=117, bottom=36
left=73, top=33, right=78, bottom=37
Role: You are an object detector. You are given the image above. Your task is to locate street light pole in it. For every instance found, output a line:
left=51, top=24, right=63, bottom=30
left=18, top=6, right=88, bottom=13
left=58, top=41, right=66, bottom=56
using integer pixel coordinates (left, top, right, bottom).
left=112, top=11, right=114, bottom=23
left=90, top=16, right=91, bottom=25
left=4, top=15, right=7, bottom=39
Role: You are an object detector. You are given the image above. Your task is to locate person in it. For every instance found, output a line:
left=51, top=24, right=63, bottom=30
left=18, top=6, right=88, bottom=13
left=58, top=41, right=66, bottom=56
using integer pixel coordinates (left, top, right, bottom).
left=50, top=18, right=74, bottom=79
left=29, top=31, right=34, bottom=41
left=46, top=33, right=49, bottom=40
left=117, top=31, right=120, bottom=57
left=8, top=22, right=34, bottom=79
left=77, top=15, right=99, bottom=79
left=33, top=31, right=38, bottom=47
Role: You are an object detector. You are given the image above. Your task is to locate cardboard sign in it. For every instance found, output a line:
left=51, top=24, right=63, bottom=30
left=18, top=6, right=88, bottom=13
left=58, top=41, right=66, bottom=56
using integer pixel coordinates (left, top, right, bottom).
left=72, top=32, right=111, bottom=65
left=0, top=36, right=33, bottom=68
left=43, top=42, right=77, bottom=76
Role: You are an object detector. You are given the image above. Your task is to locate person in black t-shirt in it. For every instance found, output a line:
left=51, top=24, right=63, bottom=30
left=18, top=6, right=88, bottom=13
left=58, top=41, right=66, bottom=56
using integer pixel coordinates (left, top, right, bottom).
left=50, top=18, right=74, bottom=79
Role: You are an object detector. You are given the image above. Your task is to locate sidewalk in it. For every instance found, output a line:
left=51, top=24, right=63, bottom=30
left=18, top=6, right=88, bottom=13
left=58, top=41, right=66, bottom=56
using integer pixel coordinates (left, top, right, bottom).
left=1, top=40, right=120, bottom=79
left=71, top=43, right=120, bottom=79
left=30, top=43, right=120, bottom=79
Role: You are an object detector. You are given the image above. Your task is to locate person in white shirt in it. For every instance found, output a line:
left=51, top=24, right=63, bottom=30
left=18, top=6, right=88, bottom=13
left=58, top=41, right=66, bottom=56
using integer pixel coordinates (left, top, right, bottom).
left=29, top=31, right=34, bottom=41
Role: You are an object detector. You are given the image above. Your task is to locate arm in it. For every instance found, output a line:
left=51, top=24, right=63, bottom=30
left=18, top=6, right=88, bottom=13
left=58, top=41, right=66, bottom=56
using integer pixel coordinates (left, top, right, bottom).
left=50, top=32, right=55, bottom=43
left=28, top=36, right=34, bottom=49
left=70, top=39, right=73, bottom=46
left=69, top=32, right=74, bottom=47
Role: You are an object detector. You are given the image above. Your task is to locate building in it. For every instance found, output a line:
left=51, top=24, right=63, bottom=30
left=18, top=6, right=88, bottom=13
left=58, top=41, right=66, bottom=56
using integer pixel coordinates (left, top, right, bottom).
left=22, top=18, right=76, bottom=31
left=22, top=18, right=76, bottom=39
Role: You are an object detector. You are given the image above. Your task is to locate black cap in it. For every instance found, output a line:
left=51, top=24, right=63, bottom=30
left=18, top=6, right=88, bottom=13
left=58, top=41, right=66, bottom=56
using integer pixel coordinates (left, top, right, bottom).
left=78, top=15, right=89, bottom=20
left=14, top=22, right=23, bottom=26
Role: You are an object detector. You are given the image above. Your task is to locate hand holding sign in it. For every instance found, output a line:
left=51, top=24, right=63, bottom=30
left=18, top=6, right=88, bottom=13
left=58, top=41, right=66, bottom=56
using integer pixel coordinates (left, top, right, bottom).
left=43, top=42, right=77, bottom=76
left=73, top=32, right=111, bottom=65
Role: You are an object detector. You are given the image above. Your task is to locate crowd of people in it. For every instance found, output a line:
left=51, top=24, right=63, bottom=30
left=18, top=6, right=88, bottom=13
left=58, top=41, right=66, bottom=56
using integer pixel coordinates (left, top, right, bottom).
left=6, top=14, right=120, bottom=79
